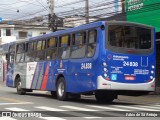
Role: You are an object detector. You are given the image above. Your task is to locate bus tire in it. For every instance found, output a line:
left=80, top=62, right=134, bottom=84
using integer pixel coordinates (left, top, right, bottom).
left=95, top=91, right=114, bottom=103
left=56, top=77, right=68, bottom=101
left=16, top=78, right=26, bottom=95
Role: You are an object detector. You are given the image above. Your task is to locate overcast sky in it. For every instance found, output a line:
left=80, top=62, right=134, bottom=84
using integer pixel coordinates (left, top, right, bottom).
left=0, top=0, right=119, bottom=20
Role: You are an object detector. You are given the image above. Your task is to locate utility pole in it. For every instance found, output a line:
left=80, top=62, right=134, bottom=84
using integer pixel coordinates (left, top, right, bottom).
left=121, top=0, right=125, bottom=13
left=48, top=0, right=57, bottom=31
left=85, top=0, right=89, bottom=24
left=50, top=0, right=54, bottom=18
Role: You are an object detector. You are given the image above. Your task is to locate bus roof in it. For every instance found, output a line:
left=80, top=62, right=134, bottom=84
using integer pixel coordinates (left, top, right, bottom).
left=29, top=21, right=106, bottom=41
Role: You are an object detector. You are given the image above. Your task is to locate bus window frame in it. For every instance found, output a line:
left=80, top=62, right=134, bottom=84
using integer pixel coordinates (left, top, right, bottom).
left=8, top=44, right=16, bottom=64
left=86, top=29, right=97, bottom=58
left=106, top=22, right=154, bottom=55
left=25, top=41, right=36, bottom=62
left=58, top=34, right=71, bottom=60
left=70, top=31, right=87, bottom=59
left=35, top=39, right=46, bottom=62
left=45, top=36, right=58, bottom=61
left=15, top=43, right=25, bottom=63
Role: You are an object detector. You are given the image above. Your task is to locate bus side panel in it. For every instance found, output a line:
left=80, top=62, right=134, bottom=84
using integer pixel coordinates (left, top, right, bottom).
left=14, top=63, right=27, bottom=88
left=6, top=64, right=14, bottom=87
left=45, top=61, right=57, bottom=91
left=26, top=62, right=37, bottom=89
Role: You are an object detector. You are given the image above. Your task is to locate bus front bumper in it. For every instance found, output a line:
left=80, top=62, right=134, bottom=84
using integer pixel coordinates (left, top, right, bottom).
left=97, top=76, right=155, bottom=91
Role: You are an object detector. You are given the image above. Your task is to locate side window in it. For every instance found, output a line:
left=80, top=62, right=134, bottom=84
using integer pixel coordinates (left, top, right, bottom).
left=26, top=41, right=36, bottom=52
left=71, top=32, right=86, bottom=58
left=8, top=45, right=15, bottom=63
left=87, top=30, right=97, bottom=57
left=58, top=35, right=71, bottom=59
left=16, top=43, right=25, bottom=62
left=25, top=42, right=36, bottom=62
left=36, top=40, right=46, bottom=61
left=46, top=37, right=57, bottom=60
left=37, top=40, right=43, bottom=50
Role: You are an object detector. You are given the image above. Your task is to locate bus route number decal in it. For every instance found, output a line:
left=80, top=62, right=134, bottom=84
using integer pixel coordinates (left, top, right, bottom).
left=123, top=61, right=138, bottom=67
left=81, top=63, right=92, bottom=69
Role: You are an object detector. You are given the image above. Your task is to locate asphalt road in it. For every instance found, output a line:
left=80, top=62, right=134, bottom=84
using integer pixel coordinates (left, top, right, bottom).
left=0, top=82, right=160, bottom=120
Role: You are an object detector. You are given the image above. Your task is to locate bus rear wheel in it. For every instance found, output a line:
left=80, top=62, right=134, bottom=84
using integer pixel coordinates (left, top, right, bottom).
left=95, top=91, right=115, bottom=103
left=56, top=77, right=68, bottom=101
left=16, top=78, right=26, bottom=95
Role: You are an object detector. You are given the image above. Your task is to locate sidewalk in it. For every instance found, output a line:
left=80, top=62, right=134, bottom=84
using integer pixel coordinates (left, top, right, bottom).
left=0, top=81, right=5, bottom=86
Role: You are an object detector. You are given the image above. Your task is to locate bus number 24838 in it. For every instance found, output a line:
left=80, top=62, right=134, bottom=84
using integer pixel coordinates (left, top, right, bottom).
left=81, top=63, right=92, bottom=69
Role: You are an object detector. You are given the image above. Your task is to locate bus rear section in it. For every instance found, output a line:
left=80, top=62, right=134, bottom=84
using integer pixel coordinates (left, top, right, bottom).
left=96, top=22, right=156, bottom=102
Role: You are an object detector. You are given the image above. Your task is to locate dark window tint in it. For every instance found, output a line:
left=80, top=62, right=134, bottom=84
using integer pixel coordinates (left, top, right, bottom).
left=35, top=51, right=45, bottom=61
left=47, top=37, right=57, bottom=48
left=58, top=47, right=70, bottom=59
left=72, top=32, right=86, bottom=45
left=9, top=45, right=15, bottom=53
left=58, top=35, right=71, bottom=59
left=59, top=35, right=70, bottom=47
left=25, top=52, right=35, bottom=62
left=17, top=44, right=25, bottom=53
left=16, top=53, right=24, bottom=62
left=87, top=30, right=97, bottom=57
left=88, top=30, right=97, bottom=43
left=26, top=42, right=36, bottom=52
left=71, top=32, right=86, bottom=58
left=108, top=25, right=151, bottom=49
left=46, top=49, right=57, bottom=60
left=37, top=40, right=43, bottom=50
left=71, top=45, right=86, bottom=58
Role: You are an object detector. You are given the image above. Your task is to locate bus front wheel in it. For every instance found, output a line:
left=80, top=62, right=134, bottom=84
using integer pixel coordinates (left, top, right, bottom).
left=16, top=78, right=26, bottom=95
left=56, top=77, right=68, bottom=101
left=95, top=91, right=115, bottom=103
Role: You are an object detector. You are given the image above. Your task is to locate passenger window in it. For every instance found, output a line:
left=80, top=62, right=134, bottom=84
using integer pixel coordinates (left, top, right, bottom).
left=26, top=42, right=36, bottom=52
left=58, top=35, right=71, bottom=59
left=46, top=37, right=57, bottom=60
left=16, top=43, right=25, bottom=62
left=42, top=40, right=46, bottom=50
left=37, top=40, right=43, bottom=50
left=35, top=51, right=45, bottom=61
left=47, top=37, right=57, bottom=48
left=87, top=30, right=97, bottom=57
left=71, top=32, right=86, bottom=58
left=46, top=49, right=57, bottom=60
left=25, top=42, right=36, bottom=62
left=25, top=52, right=35, bottom=62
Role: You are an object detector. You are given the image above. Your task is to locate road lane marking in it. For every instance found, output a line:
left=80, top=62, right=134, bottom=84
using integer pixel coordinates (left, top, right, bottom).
left=5, top=107, right=30, bottom=111
left=60, top=106, right=98, bottom=111
left=39, top=117, right=66, bottom=120
left=86, top=105, right=130, bottom=111
left=133, top=105, right=160, bottom=110
left=0, top=102, right=33, bottom=106
left=0, top=117, right=17, bottom=120
left=35, top=106, right=67, bottom=111
left=111, top=105, right=159, bottom=111
left=83, top=117, right=102, bottom=119
left=0, top=97, right=25, bottom=103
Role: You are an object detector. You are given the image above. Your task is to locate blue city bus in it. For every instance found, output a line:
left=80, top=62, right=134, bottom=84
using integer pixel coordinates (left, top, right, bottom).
left=6, top=21, right=156, bottom=102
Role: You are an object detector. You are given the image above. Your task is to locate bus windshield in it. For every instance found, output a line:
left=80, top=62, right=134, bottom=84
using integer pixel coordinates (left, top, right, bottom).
left=108, top=25, right=152, bottom=49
